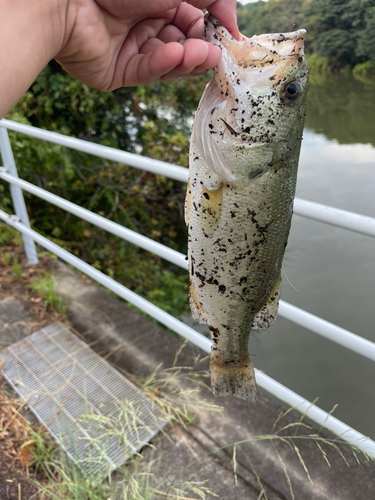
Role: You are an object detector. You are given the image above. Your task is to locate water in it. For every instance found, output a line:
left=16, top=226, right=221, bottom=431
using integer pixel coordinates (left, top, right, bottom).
left=249, top=75, right=375, bottom=439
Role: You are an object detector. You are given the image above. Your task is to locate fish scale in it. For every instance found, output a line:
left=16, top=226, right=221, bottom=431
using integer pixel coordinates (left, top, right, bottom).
left=186, top=15, right=309, bottom=401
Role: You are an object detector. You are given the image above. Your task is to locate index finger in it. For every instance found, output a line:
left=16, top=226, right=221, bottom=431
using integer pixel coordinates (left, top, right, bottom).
left=187, top=0, right=240, bottom=40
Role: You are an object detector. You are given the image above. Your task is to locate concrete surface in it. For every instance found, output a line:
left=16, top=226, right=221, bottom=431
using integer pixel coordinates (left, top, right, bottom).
left=0, top=296, right=33, bottom=346
left=1, top=261, right=374, bottom=499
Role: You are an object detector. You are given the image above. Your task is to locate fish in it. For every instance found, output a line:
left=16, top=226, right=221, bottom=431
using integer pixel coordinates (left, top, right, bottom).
left=185, top=15, right=308, bottom=401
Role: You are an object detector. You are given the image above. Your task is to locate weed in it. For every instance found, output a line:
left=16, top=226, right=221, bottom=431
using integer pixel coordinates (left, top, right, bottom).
left=11, top=256, right=22, bottom=280
left=21, top=426, right=58, bottom=475
left=29, top=271, right=67, bottom=314
left=139, top=348, right=223, bottom=428
left=0, top=222, right=23, bottom=247
left=0, top=250, right=11, bottom=267
left=224, top=405, right=374, bottom=500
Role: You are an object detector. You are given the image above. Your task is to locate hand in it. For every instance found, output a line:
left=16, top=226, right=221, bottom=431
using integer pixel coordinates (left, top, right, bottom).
left=57, top=0, right=239, bottom=90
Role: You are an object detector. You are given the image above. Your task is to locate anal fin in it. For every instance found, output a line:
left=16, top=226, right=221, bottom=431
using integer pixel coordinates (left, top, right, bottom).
left=252, top=276, right=281, bottom=331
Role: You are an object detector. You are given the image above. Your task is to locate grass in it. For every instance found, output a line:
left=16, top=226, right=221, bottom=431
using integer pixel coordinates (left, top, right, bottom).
left=0, top=222, right=67, bottom=314
left=0, top=250, right=11, bottom=267
left=0, top=223, right=23, bottom=247
left=28, top=271, right=67, bottom=315
left=9, top=356, right=372, bottom=500
left=11, top=256, right=23, bottom=280
left=139, top=345, right=223, bottom=428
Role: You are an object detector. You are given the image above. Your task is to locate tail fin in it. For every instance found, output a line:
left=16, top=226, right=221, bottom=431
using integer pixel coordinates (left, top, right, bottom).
left=210, top=355, right=257, bottom=402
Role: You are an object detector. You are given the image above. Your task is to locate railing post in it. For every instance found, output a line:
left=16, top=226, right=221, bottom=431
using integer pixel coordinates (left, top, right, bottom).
left=0, top=128, right=38, bottom=264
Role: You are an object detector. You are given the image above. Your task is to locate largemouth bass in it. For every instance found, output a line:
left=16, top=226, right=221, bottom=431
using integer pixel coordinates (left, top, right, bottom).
left=185, top=15, right=308, bottom=401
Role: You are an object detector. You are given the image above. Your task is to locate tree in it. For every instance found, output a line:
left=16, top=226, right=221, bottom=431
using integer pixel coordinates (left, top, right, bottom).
left=307, top=0, right=375, bottom=65
left=314, top=29, right=356, bottom=64
left=355, top=6, right=375, bottom=61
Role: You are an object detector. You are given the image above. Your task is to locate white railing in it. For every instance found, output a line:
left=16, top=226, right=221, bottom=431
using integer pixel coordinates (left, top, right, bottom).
left=1, top=119, right=375, bottom=458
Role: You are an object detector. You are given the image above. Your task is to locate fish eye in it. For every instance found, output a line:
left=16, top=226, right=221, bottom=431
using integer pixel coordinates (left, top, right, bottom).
left=282, top=81, right=302, bottom=101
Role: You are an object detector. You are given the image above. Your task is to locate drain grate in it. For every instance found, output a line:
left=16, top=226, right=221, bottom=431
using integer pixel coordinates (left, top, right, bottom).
left=0, top=322, right=167, bottom=480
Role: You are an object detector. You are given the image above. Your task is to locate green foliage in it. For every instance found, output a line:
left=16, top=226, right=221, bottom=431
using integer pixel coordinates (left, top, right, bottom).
left=22, top=427, right=57, bottom=475
left=305, top=0, right=375, bottom=66
left=11, top=257, right=22, bottom=280
left=353, top=61, right=375, bottom=82
left=306, top=54, right=332, bottom=74
left=29, top=271, right=67, bottom=314
left=0, top=224, right=23, bottom=269
left=0, top=223, right=23, bottom=247
left=0, top=251, right=10, bottom=267
left=237, top=1, right=270, bottom=36
left=356, top=7, right=375, bottom=61
left=314, top=28, right=356, bottom=65
left=139, top=268, right=189, bottom=317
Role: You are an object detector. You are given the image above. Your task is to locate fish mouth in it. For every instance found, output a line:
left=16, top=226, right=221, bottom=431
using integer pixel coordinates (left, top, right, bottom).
left=204, top=14, right=306, bottom=64
left=203, top=14, right=308, bottom=143
left=204, top=13, right=306, bottom=96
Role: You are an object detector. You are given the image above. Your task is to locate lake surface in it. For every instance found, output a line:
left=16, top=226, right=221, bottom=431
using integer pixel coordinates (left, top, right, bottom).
left=249, top=74, right=375, bottom=439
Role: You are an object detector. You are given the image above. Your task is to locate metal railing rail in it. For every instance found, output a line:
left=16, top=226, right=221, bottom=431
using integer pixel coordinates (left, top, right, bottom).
left=1, top=119, right=375, bottom=458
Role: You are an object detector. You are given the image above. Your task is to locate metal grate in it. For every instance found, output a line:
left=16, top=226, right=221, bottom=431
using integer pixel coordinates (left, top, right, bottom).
left=0, top=323, right=167, bottom=480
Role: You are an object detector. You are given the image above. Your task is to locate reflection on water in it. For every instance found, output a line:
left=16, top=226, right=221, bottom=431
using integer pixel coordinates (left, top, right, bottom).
left=305, top=74, right=375, bottom=147
left=250, top=75, right=375, bottom=439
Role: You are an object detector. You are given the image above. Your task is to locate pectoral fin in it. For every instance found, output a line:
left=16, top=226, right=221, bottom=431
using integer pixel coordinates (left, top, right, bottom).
left=189, top=282, right=207, bottom=324
left=252, top=276, right=281, bottom=330
left=200, top=184, right=223, bottom=236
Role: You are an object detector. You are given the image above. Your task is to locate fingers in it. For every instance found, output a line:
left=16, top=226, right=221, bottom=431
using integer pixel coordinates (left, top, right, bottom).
left=123, top=38, right=221, bottom=86
left=158, top=25, right=186, bottom=44
left=159, top=39, right=221, bottom=81
left=172, top=2, right=205, bottom=40
left=179, top=39, right=221, bottom=73
left=123, top=42, right=184, bottom=86
left=186, top=0, right=240, bottom=41
left=112, top=0, right=239, bottom=87
left=206, top=0, right=240, bottom=40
